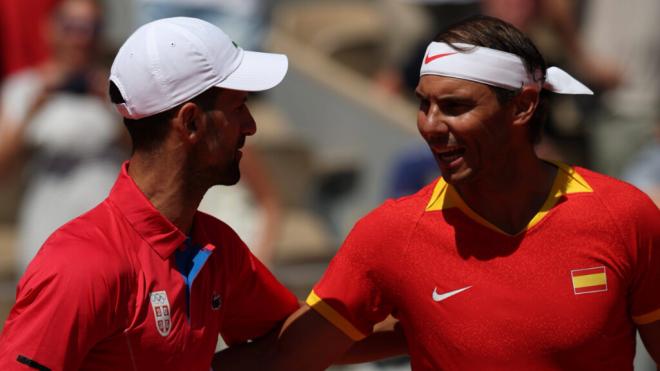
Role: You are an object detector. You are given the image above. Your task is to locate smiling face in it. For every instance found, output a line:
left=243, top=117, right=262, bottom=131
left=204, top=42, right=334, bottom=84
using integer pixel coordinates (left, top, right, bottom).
left=196, top=89, right=255, bottom=186
left=416, top=75, right=516, bottom=186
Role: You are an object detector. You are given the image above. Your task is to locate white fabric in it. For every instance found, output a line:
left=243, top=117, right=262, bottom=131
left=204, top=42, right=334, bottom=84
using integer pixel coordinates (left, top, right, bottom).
left=1, top=71, right=120, bottom=154
left=1, top=70, right=123, bottom=273
left=420, top=42, right=593, bottom=95
left=110, top=17, right=287, bottom=119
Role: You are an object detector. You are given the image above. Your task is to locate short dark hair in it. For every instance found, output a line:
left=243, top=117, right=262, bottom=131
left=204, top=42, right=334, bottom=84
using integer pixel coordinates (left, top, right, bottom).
left=434, top=15, right=549, bottom=144
left=109, top=81, right=219, bottom=152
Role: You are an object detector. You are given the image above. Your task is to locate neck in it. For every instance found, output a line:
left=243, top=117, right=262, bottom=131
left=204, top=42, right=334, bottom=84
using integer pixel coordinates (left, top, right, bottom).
left=455, top=149, right=557, bottom=235
left=128, top=151, right=208, bottom=234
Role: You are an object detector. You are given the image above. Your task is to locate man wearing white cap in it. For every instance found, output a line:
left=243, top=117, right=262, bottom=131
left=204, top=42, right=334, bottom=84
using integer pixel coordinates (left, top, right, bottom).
left=0, top=17, right=299, bottom=370
left=268, top=16, right=660, bottom=370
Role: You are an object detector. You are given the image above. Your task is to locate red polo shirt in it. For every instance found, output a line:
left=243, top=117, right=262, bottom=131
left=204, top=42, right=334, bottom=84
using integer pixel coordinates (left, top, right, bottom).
left=0, top=162, right=298, bottom=371
left=308, top=163, right=660, bottom=370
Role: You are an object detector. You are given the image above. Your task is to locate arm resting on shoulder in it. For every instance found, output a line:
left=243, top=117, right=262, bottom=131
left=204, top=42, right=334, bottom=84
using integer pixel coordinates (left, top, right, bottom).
left=213, top=306, right=407, bottom=371
left=337, top=315, right=407, bottom=365
left=212, top=329, right=279, bottom=371
left=270, top=305, right=407, bottom=371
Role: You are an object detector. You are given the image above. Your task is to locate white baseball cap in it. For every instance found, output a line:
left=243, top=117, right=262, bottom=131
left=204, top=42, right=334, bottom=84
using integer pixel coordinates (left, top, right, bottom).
left=109, top=17, right=288, bottom=119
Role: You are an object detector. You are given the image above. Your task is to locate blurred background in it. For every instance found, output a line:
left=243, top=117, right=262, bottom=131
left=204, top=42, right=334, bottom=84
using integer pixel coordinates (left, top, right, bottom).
left=0, top=0, right=658, bottom=369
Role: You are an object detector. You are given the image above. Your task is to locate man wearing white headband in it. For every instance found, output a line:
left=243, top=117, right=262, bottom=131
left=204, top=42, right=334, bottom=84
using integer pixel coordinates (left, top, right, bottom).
left=0, top=17, right=301, bottom=370
left=263, top=16, right=660, bottom=370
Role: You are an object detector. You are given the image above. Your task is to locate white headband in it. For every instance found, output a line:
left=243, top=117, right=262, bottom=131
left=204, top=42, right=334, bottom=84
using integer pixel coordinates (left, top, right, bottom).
left=419, top=42, right=593, bottom=95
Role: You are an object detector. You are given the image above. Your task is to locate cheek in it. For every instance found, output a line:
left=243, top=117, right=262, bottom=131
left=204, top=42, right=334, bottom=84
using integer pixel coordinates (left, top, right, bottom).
left=447, top=114, right=484, bottom=142
left=416, top=111, right=427, bottom=135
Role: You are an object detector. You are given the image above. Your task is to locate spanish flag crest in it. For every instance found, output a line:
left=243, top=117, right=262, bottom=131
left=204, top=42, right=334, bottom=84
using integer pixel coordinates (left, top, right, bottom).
left=571, top=266, right=607, bottom=295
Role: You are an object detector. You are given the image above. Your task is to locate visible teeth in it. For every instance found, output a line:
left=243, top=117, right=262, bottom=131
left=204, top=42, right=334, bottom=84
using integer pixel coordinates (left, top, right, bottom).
left=437, top=148, right=463, bottom=162
left=441, top=153, right=460, bottom=162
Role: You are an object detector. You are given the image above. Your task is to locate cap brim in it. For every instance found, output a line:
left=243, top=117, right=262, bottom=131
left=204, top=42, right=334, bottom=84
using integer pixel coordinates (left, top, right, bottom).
left=216, top=50, right=288, bottom=92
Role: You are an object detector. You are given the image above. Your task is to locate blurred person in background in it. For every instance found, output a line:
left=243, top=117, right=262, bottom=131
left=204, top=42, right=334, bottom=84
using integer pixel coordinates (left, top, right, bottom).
left=137, top=0, right=282, bottom=266
left=480, top=0, right=622, bottom=91
left=377, top=0, right=480, bottom=96
left=581, top=0, right=660, bottom=178
left=623, top=124, right=660, bottom=206
left=0, top=0, right=127, bottom=273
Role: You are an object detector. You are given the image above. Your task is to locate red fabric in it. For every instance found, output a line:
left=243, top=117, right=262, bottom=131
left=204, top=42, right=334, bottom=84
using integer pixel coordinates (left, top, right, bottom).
left=312, top=166, right=660, bottom=370
left=0, top=0, right=60, bottom=79
left=0, top=162, right=298, bottom=370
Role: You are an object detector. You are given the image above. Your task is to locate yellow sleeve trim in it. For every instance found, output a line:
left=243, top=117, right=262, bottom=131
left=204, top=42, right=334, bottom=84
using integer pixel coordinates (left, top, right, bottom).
left=306, top=290, right=368, bottom=341
left=633, top=307, right=660, bottom=325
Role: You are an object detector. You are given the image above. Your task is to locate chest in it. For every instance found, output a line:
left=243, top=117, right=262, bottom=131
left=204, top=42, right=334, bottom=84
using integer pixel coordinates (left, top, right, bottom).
left=87, top=242, right=230, bottom=370
left=390, top=211, right=635, bottom=364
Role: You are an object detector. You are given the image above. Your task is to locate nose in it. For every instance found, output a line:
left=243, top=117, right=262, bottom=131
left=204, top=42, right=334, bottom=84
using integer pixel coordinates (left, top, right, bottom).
left=241, top=106, right=257, bottom=136
left=418, top=103, right=449, bottom=139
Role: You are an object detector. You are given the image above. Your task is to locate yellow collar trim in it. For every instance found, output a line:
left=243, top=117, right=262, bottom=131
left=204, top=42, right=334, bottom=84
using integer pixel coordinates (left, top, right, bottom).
left=425, top=161, right=593, bottom=235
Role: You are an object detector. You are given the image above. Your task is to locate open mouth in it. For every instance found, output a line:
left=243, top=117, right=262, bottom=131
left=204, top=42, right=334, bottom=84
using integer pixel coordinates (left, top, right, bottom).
left=436, top=147, right=466, bottom=163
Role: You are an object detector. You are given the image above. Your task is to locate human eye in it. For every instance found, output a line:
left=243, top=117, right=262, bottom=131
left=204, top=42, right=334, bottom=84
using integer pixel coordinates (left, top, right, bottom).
left=439, top=98, right=473, bottom=116
left=416, top=92, right=430, bottom=114
left=236, top=96, right=249, bottom=111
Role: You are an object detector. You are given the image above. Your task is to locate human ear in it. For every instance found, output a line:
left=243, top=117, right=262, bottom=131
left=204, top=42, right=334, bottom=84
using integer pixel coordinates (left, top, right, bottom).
left=174, top=102, right=204, bottom=143
left=512, top=87, right=540, bottom=127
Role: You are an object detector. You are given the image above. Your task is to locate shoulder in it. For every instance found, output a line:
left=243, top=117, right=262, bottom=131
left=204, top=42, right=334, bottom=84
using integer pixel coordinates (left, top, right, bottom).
left=14, top=203, right=133, bottom=339
left=26, top=201, right=133, bottom=284
left=574, top=166, right=660, bottom=229
left=576, top=167, right=657, bottom=209
left=193, top=211, right=251, bottom=262
left=340, top=180, right=436, bottom=255
left=358, top=180, right=435, bottom=228
left=195, top=211, right=244, bottom=244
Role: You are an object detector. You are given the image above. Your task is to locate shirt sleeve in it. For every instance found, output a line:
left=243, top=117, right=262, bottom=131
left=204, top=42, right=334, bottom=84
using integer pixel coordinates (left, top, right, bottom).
left=629, top=193, right=660, bottom=325
left=219, top=240, right=299, bottom=346
left=0, top=236, right=123, bottom=371
left=307, top=202, right=400, bottom=341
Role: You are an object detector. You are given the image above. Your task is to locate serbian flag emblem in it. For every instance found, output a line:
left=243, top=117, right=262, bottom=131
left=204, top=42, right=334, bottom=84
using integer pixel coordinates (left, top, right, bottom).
left=571, top=266, right=607, bottom=295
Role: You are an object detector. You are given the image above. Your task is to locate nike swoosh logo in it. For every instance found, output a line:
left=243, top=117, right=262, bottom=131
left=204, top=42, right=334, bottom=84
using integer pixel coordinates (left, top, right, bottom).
left=432, top=286, right=472, bottom=302
left=424, top=52, right=457, bottom=64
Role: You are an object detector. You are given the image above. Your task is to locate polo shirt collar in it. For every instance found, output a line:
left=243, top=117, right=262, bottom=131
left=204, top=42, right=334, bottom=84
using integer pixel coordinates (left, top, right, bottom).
left=425, top=160, right=593, bottom=236
left=108, top=161, right=186, bottom=259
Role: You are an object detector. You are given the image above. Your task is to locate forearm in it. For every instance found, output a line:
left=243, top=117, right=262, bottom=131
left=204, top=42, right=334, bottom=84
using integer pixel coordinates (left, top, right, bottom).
left=337, top=328, right=407, bottom=364
left=212, top=341, right=267, bottom=371
left=269, top=306, right=355, bottom=371
left=213, top=324, right=284, bottom=370
left=337, top=315, right=407, bottom=364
